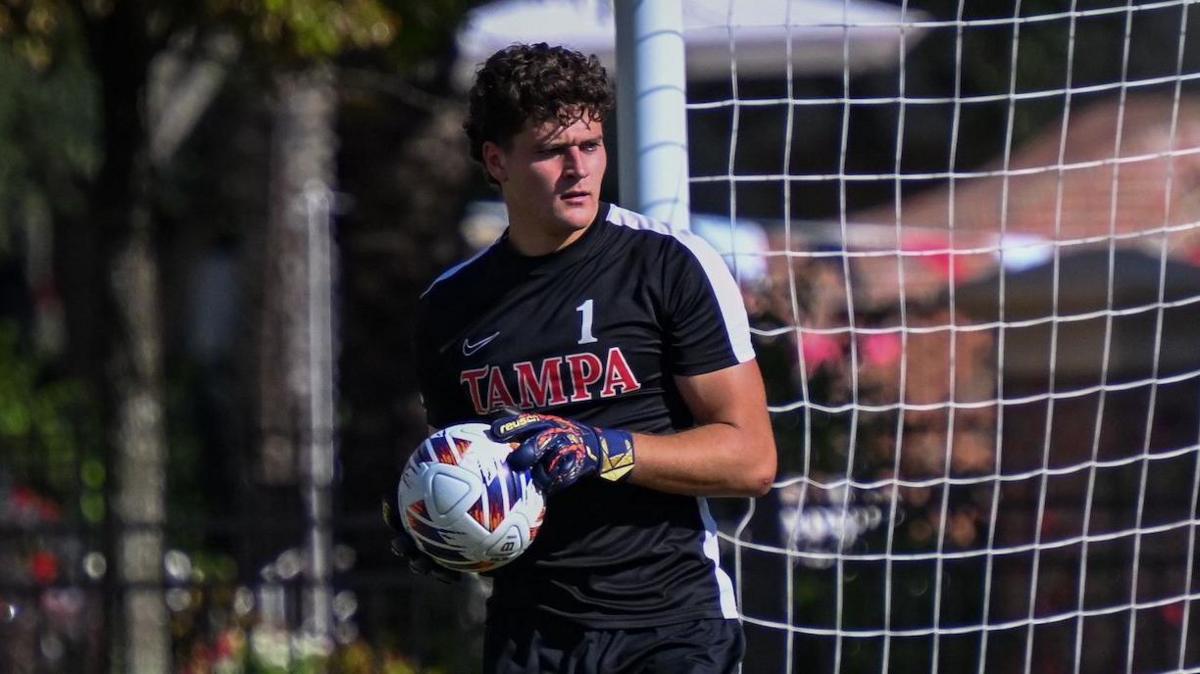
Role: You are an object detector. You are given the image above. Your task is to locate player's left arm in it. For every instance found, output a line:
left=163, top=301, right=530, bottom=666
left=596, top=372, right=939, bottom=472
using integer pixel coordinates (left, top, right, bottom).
left=493, top=359, right=776, bottom=499
left=624, top=358, right=776, bottom=497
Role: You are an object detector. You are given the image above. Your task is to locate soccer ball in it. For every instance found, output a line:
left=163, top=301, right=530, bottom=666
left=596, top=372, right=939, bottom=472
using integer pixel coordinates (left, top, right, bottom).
left=397, top=423, right=545, bottom=572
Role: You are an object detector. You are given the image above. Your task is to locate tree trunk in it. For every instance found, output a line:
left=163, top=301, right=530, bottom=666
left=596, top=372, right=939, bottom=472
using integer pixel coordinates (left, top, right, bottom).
left=255, top=65, right=338, bottom=637
left=84, top=5, right=170, bottom=672
left=108, top=195, right=169, bottom=674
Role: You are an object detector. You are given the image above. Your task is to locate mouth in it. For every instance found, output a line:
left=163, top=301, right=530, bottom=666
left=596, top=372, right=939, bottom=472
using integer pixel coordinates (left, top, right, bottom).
left=560, top=190, right=591, bottom=203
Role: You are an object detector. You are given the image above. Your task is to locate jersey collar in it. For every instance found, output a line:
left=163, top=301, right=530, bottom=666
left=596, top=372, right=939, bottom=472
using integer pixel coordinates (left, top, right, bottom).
left=496, top=202, right=612, bottom=274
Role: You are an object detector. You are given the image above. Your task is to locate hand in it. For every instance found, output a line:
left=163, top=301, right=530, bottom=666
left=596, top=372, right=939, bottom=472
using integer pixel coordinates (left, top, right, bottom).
left=489, top=413, right=635, bottom=495
left=381, top=495, right=460, bottom=584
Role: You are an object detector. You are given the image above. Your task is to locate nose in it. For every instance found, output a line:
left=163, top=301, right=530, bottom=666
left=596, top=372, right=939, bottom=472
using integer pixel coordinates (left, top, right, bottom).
left=563, top=147, right=589, bottom=179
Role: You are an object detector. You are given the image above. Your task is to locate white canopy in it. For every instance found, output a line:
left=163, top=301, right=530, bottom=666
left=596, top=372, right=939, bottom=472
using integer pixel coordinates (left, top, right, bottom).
left=454, top=0, right=928, bottom=88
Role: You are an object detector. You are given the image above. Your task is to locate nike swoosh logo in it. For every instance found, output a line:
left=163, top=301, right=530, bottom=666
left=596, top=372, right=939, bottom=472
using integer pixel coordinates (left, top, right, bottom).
left=462, top=331, right=500, bottom=356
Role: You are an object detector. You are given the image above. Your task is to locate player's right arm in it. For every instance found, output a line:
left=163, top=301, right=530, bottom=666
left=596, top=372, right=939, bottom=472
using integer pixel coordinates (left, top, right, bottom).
left=381, top=494, right=459, bottom=583
left=382, top=299, right=460, bottom=582
left=493, top=220, right=777, bottom=498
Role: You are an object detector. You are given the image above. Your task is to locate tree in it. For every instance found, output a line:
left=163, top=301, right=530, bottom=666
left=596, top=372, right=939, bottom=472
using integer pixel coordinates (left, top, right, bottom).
left=2, top=1, right=477, bottom=670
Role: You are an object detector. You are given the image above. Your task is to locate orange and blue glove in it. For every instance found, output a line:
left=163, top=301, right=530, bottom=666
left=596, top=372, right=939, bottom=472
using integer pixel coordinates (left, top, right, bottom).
left=489, top=413, right=635, bottom=495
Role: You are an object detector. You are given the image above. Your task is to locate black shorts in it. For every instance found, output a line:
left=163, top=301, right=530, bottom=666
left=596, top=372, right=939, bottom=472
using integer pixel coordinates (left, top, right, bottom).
left=483, top=615, right=745, bottom=674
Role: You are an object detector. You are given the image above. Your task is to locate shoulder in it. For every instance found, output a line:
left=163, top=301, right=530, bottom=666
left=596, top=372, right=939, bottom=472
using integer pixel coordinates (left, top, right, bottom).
left=419, top=241, right=498, bottom=303
left=603, top=203, right=674, bottom=237
left=606, top=206, right=755, bottom=367
left=603, top=205, right=732, bottom=281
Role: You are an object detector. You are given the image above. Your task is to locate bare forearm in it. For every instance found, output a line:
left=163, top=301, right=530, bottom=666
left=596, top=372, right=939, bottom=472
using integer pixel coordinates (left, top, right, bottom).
left=628, top=422, right=775, bottom=497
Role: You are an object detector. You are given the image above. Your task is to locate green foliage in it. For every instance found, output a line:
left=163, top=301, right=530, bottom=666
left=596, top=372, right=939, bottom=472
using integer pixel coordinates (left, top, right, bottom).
left=0, top=28, right=99, bottom=246
left=205, top=0, right=480, bottom=67
left=0, top=0, right=481, bottom=70
left=210, top=0, right=398, bottom=61
left=0, top=0, right=71, bottom=71
left=0, top=322, right=102, bottom=504
left=377, top=0, right=480, bottom=67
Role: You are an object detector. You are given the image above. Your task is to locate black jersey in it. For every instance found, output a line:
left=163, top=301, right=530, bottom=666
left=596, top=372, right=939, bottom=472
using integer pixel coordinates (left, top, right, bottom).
left=414, top=202, right=754, bottom=628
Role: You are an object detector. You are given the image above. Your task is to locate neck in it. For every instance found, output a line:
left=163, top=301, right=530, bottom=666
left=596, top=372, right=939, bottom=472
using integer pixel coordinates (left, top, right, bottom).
left=507, top=222, right=591, bottom=257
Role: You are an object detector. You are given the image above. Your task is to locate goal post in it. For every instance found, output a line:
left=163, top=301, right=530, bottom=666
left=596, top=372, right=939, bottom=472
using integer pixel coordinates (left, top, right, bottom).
left=617, top=1, right=1200, bottom=672
left=614, top=0, right=692, bottom=229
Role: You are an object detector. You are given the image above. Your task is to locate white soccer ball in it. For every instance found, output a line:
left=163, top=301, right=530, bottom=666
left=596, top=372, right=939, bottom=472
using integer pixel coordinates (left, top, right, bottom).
left=397, top=423, right=545, bottom=572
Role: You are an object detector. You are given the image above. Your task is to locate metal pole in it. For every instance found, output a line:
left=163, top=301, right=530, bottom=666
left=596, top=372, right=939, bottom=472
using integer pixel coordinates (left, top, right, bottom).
left=614, top=0, right=691, bottom=229
left=304, top=181, right=336, bottom=640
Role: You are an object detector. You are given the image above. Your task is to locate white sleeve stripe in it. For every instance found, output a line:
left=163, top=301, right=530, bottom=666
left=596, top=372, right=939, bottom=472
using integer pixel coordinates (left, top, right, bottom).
left=674, top=230, right=756, bottom=363
left=606, top=204, right=755, bottom=363
left=699, top=497, right=741, bottom=620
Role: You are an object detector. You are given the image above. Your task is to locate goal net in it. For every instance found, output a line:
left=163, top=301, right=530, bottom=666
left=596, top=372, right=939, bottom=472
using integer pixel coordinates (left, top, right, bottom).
left=681, top=1, right=1200, bottom=672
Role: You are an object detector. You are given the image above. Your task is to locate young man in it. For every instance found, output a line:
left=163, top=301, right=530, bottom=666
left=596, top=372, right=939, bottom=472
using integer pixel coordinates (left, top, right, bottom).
left=397, top=43, right=776, bottom=673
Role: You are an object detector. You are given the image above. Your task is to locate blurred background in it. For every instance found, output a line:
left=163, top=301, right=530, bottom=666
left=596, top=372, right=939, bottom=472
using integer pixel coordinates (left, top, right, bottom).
left=1, top=0, right=1199, bottom=672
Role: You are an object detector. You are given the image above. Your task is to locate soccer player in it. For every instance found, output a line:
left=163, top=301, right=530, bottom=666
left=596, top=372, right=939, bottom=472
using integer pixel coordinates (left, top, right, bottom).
left=392, top=42, right=777, bottom=673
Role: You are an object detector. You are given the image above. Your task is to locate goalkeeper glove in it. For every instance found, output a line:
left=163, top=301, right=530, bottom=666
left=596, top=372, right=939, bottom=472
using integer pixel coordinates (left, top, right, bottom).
left=489, top=413, right=635, bottom=495
left=381, top=495, right=459, bottom=584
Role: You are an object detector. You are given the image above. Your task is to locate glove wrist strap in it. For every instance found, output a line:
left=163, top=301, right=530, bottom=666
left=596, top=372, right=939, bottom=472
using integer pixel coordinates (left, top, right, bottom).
left=596, top=428, right=635, bottom=482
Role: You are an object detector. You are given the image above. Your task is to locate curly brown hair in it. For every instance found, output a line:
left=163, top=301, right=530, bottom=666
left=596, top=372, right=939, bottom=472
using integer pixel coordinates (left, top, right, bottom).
left=464, top=43, right=614, bottom=180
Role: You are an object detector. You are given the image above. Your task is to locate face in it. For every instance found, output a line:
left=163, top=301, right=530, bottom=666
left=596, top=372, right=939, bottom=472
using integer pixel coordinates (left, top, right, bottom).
left=483, top=114, right=607, bottom=250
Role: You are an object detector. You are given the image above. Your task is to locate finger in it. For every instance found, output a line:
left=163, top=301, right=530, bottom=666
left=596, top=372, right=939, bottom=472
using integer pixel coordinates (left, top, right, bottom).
left=486, top=413, right=521, bottom=440
left=382, top=496, right=402, bottom=532
left=390, top=527, right=420, bottom=557
left=506, top=437, right=547, bottom=471
left=489, top=414, right=557, bottom=442
left=531, top=461, right=558, bottom=495
left=396, top=534, right=415, bottom=556
left=487, top=413, right=532, bottom=440
left=541, top=442, right=581, bottom=477
left=407, top=553, right=433, bottom=574
left=540, top=447, right=587, bottom=490
left=399, top=540, right=460, bottom=583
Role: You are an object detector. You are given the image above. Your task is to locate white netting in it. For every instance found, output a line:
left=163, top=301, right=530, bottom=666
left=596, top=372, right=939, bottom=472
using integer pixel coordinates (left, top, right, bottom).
left=684, top=1, right=1200, bottom=672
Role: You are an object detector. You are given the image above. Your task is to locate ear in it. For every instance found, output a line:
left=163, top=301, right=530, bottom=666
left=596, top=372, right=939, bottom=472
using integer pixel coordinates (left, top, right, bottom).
left=482, top=141, right=507, bottom=184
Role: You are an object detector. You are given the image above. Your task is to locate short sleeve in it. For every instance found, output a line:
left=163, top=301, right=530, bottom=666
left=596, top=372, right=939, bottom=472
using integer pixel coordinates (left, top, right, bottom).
left=663, top=231, right=755, bottom=376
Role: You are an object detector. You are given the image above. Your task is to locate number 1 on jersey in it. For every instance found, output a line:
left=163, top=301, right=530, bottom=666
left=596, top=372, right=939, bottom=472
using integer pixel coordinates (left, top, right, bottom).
left=576, top=299, right=598, bottom=345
